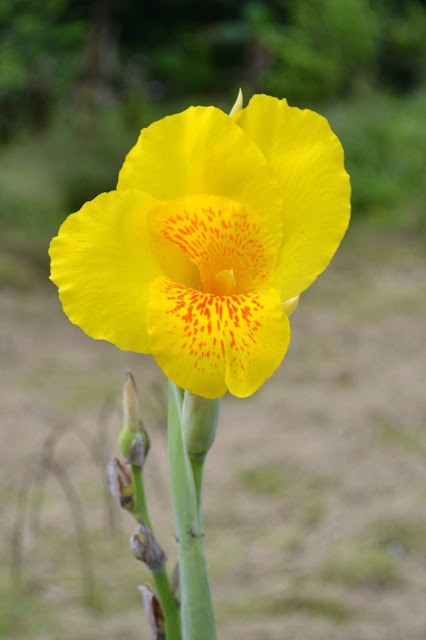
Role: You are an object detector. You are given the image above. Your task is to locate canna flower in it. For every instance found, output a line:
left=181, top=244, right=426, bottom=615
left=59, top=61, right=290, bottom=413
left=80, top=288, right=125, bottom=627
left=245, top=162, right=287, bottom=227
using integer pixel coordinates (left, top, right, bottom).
left=49, top=94, right=350, bottom=399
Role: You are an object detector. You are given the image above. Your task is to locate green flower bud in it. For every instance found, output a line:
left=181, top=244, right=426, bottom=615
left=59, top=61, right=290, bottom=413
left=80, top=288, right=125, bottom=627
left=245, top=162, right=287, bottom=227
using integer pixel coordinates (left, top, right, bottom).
left=119, top=371, right=150, bottom=467
left=182, top=392, right=220, bottom=458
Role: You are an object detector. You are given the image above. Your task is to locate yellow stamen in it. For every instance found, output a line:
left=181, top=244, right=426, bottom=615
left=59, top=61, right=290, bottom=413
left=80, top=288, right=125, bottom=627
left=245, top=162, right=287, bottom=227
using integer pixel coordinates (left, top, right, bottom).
left=210, top=269, right=236, bottom=296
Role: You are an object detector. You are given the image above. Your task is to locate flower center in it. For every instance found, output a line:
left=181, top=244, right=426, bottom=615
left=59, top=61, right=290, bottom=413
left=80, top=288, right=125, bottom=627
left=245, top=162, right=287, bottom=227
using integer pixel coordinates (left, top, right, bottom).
left=207, top=268, right=236, bottom=296
left=149, top=194, right=277, bottom=296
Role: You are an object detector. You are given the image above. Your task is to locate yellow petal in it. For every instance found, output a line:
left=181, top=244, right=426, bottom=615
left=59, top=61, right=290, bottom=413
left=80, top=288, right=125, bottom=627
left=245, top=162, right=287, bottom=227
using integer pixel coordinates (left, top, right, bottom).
left=148, top=194, right=278, bottom=294
left=224, top=288, right=290, bottom=398
left=117, top=105, right=283, bottom=242
left=147, top=278, right=290, bottom=399
left=49, top=190, right=162, bottom=352
left=234, top=94, right=351, bottom=300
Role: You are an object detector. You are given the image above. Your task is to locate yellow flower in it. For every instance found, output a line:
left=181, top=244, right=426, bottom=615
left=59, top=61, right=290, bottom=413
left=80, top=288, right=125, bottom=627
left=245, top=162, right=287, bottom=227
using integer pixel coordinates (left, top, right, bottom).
left=49, top=95, right=350, bottom=399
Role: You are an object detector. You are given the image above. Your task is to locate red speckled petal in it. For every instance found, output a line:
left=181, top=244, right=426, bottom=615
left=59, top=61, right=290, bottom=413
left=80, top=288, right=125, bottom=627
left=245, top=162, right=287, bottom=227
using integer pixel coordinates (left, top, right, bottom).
left=147, top=277, right=290, bottom=398
left=149, top=194, right=278, bottom=293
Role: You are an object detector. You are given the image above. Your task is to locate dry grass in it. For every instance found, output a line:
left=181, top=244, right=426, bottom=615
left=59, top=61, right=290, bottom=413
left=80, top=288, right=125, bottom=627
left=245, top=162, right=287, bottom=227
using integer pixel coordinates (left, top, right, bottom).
left=1, top=228, right=425, bottom=639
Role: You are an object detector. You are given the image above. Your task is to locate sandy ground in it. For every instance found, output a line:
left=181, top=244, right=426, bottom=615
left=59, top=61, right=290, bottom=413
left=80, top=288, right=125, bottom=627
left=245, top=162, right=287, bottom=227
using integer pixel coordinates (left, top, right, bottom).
left=1, top=229, right=425, bottom=639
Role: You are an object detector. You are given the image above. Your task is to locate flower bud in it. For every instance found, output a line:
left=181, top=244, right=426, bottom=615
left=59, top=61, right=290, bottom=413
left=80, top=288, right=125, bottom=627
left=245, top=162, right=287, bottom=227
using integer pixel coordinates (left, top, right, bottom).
left=138, top=585, right=166, bottom=640
left=182, top=392, right=220, bottom=458
left=130, top=524, right=167, bottom=571
left=119, top=371, right=150, bottom=467
left=127, top=431, right=150, bottom=468
left=105, top=456, right=134, bottom=511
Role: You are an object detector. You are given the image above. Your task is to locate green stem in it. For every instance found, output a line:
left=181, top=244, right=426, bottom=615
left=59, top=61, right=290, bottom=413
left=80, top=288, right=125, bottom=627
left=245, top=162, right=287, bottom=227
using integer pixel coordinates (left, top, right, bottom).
left=131, top=465, right=152, bottom=530
left=189, top=455, right=206, bottom=529
left=131, top=464, right=182, bottom=640
left=152, top=569, right=181, bottom=638
left=168, top=383, right=216, bottom=640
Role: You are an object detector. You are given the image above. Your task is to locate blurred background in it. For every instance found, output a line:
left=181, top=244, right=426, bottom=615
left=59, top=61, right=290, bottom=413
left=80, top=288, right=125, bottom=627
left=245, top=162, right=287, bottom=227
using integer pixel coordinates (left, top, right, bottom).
left=1, top=1, right=425, bottom=639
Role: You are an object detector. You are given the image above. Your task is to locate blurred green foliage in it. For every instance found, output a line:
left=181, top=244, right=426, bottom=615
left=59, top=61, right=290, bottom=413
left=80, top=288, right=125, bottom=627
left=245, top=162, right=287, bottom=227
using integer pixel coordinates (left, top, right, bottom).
left=0, top=0, right=425, bottom=271
left=0, top=0, right=87, bottom=138
left=1, top=0, right=425, bottom=130
left=328, top=91, right=426, bottom=226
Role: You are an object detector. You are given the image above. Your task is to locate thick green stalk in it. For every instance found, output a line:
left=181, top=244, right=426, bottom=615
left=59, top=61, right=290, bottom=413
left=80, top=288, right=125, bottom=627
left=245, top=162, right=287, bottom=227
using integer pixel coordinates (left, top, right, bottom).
left=189, top=455, right=205, bottom=529
left=131, top=464, right=182, bottom=640
left=168, top=383, right=217, bottom=640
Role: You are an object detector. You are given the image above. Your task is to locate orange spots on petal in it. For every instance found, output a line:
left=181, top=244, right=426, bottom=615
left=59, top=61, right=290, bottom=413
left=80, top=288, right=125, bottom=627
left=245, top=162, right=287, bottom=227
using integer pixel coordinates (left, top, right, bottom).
left=150, top=195, right=277, bottom=294
left=148, top=277, right=288, bottom=397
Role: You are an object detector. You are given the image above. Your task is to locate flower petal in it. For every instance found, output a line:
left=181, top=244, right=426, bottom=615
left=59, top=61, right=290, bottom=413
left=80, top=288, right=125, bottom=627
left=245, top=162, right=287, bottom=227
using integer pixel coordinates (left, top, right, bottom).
left=49, top=190, right=162, bottom=352
left=234, top=94, right=351, bottom=299
left=117, top=105, right=284, bottom=242
left=229, top=87, right=243, bottom=115
left=148, top=194, right=278, bottom=294
left=147, top=278, right=290, bottom=398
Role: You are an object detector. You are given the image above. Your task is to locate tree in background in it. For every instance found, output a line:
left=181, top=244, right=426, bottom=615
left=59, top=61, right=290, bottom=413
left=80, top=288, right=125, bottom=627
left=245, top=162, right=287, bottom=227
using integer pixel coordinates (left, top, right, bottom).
left=1, top=0, right=425, bottom=140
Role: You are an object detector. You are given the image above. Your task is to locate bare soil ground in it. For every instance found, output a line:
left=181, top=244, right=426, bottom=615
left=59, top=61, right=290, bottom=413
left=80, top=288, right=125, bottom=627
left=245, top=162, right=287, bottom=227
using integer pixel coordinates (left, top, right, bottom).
left=1, top=229, right=425, bottom=639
